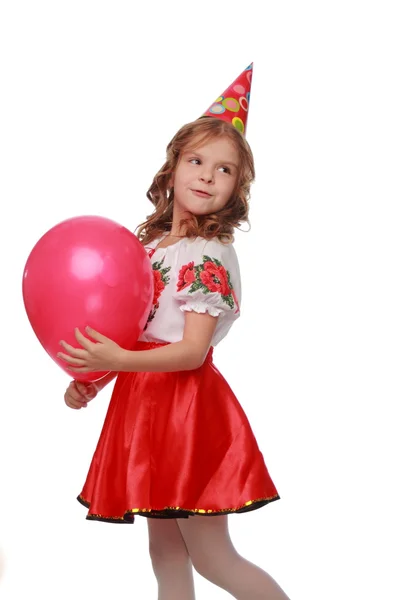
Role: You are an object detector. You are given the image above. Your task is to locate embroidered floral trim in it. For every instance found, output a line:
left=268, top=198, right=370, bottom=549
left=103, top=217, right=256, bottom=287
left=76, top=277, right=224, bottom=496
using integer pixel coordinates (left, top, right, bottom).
left=145, top=256, right=171, bottom=329
left=177, top=255, right=239, bottom=312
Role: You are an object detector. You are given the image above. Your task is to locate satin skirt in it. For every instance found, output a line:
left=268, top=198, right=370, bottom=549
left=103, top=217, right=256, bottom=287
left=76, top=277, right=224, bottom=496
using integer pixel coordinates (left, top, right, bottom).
left=77, top=341, right=280, bottom=523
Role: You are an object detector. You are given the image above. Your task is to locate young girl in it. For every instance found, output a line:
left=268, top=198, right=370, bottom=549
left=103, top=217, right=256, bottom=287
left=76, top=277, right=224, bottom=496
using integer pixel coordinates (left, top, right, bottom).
left=60, top=67, right=290, bottom=600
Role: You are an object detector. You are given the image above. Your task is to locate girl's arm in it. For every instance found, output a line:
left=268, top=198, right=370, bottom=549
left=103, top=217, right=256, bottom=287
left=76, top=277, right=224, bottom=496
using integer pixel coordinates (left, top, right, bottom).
left=118, top=312, right=218, bottom=373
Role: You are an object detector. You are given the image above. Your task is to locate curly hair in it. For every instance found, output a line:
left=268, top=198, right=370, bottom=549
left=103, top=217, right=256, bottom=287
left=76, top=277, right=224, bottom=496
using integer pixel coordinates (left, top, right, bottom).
left=136, top=117, right=255, bottom=245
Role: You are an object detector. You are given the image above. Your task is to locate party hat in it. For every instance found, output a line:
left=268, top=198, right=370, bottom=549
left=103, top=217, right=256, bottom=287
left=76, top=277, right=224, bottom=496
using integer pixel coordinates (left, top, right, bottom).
left=201, top=63, right=253, bottom=135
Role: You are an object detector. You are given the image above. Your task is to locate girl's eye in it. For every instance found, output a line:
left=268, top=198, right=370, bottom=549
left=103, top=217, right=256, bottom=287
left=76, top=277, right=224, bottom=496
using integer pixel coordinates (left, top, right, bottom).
left=188, top=159, right=231, bottom=174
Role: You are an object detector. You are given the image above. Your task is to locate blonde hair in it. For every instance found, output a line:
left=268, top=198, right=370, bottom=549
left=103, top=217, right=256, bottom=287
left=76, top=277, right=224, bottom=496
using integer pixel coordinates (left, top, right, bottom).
left=136, top=117, right=255, bottom=245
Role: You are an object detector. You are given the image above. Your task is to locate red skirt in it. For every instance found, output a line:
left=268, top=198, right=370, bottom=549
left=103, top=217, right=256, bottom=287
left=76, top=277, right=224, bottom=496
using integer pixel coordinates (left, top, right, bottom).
left=77, top=341, right=280, bottom=523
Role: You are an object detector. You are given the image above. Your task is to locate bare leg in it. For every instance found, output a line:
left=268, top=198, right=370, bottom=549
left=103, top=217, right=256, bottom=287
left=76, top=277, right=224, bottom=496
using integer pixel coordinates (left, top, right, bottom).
left=147, top=518, right=196, bottom=600
left=178, top=515, right=290, bottom=600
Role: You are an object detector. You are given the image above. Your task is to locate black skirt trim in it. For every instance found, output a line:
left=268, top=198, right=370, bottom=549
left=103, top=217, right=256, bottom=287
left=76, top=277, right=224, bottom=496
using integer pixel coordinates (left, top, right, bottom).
left=77, top=493, right=280, bottom=524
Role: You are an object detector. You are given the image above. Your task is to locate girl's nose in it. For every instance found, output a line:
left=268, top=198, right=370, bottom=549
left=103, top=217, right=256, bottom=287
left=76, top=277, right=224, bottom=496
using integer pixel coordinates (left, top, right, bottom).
left=200, top=170, right=214, bottom=184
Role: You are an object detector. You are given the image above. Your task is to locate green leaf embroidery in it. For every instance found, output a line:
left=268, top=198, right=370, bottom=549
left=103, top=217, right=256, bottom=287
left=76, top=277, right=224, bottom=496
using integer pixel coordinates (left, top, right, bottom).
left=189, top=280, right=204, bottom=293
left=153, top=256, right=171, bottom=286
left=203, top=255, right=223, bottom=268
left=152, top=259, right=164, bottom=270
left=222, top=294, right=234, bottom=310
left=160, top=266, right=171, bottom=285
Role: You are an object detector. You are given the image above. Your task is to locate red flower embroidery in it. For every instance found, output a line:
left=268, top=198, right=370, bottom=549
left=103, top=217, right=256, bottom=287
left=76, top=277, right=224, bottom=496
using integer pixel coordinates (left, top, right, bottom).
left=201, top=261, right=231, bottom=296
left=144, top=256, right=171, bottom=330
left=152, top=269, right=165, bottom=305
left=177, top=261, right=196, bottom=291
left=176, top=255, right=237, bottom=312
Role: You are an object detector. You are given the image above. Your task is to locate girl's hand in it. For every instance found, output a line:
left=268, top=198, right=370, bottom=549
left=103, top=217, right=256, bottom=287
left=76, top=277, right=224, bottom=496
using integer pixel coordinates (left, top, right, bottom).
left=57, top=327, right=126, bottom=374
left=64, top=380, right=98, bottom=410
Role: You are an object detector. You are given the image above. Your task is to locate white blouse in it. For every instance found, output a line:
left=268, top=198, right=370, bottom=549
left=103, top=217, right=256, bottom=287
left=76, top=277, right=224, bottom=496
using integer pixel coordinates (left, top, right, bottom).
left=138, top=234, right=242, bottom=347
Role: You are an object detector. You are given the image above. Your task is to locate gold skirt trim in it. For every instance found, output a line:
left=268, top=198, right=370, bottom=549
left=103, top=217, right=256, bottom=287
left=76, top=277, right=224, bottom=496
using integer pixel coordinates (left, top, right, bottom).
left=77, top=493, right=280, bottom=523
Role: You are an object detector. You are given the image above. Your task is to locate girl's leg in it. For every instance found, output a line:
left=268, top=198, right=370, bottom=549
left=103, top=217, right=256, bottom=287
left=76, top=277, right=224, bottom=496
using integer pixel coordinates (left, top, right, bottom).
left=147, top=518, right=196, bottom=600
left=177, top=515, right=290, bottom=600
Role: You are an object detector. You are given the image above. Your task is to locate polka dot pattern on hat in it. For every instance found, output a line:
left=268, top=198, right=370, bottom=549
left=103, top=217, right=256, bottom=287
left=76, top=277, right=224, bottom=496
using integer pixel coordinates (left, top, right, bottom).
left=201, top=63, right=253, bottom=136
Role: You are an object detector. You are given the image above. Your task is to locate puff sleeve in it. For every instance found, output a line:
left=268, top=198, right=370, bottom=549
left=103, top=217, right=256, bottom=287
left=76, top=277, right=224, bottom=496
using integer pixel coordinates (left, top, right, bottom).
left=173, top=238, right=241, bottom=320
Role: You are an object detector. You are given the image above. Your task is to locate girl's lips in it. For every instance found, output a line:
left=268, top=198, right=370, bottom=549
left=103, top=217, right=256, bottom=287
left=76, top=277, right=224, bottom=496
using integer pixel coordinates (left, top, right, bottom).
left=191, top=189, right=211, bottom=198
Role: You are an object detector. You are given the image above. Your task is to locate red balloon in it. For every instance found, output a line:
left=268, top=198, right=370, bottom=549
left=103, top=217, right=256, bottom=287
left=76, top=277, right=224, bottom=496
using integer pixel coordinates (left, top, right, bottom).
left=22, top=215, right=154, bottom=382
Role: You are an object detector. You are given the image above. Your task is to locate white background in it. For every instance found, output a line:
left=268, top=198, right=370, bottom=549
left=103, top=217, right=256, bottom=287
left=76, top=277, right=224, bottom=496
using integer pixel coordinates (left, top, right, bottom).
left=1, top=1, right=399, bottom=599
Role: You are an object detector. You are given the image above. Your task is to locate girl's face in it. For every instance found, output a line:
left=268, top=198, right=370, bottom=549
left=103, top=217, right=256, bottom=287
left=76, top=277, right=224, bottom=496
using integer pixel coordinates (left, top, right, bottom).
left=171, top=136, right=239, bottom=218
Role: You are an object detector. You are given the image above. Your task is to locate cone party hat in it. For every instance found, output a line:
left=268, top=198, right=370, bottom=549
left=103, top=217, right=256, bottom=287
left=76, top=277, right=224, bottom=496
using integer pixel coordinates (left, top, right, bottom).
left=201, top=63, right=253, bottom=136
